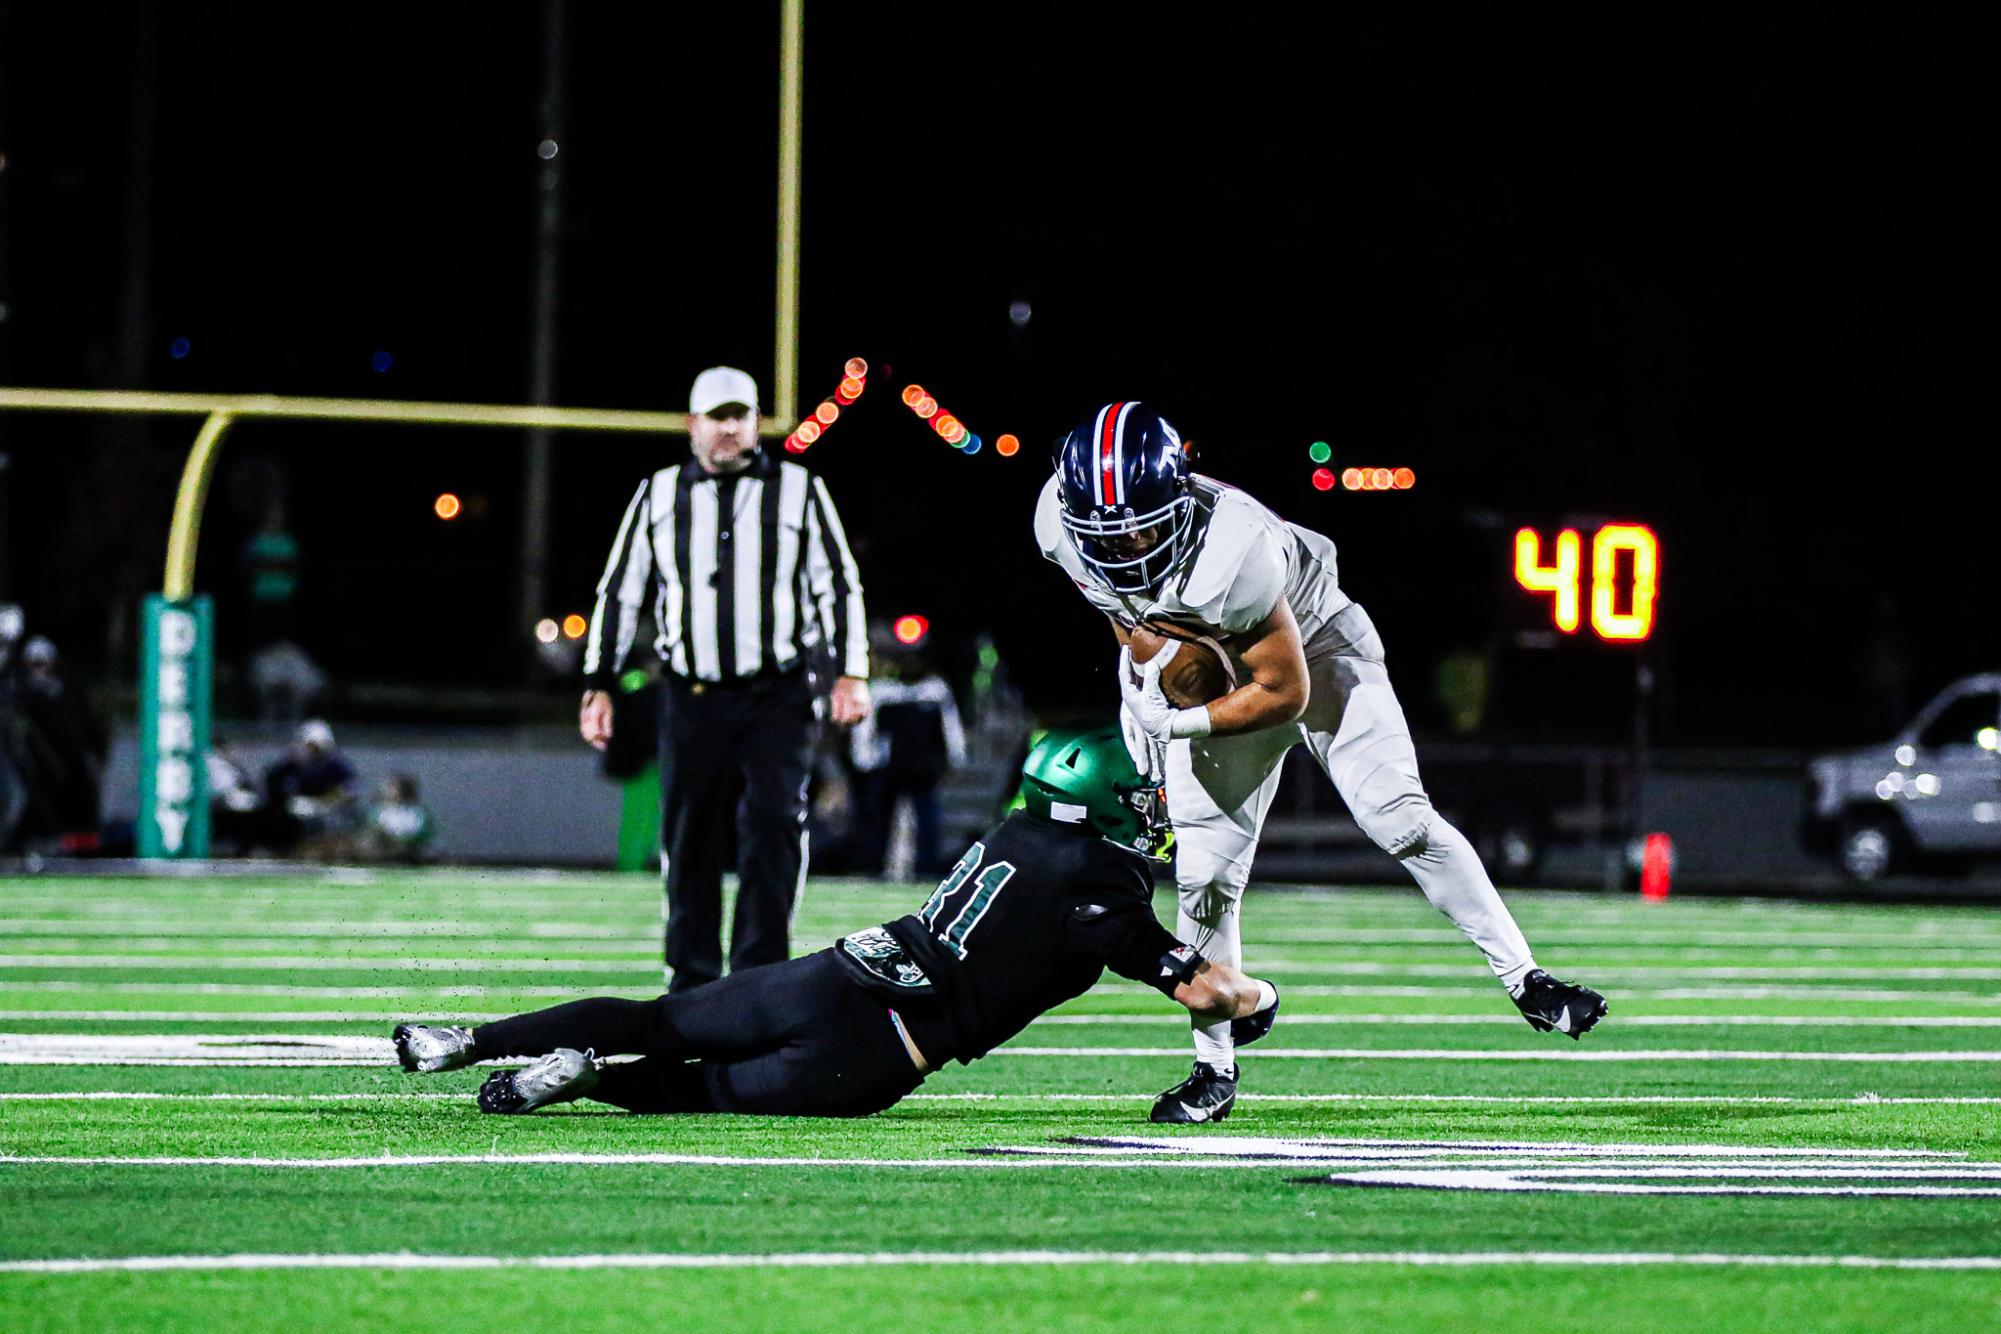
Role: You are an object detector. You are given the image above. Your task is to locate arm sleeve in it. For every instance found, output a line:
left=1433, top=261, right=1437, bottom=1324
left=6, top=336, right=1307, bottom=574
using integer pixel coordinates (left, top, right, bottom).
left=583, top=479, right=655, bottom=689
left=804, top=475, right=870, bottom=679
left=1062, top=895, right=1194, bottom=998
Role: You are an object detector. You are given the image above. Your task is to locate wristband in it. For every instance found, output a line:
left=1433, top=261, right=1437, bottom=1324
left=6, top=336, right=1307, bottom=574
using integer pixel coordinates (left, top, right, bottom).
left=1156, top=943, right=1205, bottom=987
left=1168, top=705, right=1213, bottom=739
left=1253, top=979, right=1278, bottom=1011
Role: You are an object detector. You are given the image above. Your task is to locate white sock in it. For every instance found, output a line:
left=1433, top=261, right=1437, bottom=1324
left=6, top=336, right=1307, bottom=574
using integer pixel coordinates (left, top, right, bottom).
left=1178, top=899, right=1241, bottom=1072
left=1398, top=815, right=1535, bottom=991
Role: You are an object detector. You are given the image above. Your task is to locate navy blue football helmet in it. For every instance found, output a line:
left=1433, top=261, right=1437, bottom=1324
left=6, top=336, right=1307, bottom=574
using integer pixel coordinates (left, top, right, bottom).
left=1054, top=402, right=1193, bottom=595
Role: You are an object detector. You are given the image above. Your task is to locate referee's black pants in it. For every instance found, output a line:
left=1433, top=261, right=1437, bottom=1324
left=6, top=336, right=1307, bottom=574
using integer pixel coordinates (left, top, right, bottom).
left=657, top=669, right=815, bottom=992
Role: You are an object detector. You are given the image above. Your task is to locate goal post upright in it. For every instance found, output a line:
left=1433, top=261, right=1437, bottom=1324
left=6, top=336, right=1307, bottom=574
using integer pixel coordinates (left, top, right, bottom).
left=4, top=0, right=813, bottom=862
left=774, top=0, right=804, bottom=428
left=0, top=387, right=788, bottom=860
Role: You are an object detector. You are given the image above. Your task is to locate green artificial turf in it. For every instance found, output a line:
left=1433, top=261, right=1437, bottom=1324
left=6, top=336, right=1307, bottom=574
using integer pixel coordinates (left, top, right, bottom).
left=3, top=872, right=2000, bottom=1331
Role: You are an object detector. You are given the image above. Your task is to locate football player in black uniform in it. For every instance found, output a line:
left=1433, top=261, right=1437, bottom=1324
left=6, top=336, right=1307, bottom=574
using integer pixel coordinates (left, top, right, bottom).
left=393, top=725, right=1282, bottom=1120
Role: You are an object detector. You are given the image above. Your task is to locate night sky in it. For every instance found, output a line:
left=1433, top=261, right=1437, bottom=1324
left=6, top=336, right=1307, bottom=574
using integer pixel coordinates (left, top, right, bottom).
left=1, top=5, right=1995, bottom=747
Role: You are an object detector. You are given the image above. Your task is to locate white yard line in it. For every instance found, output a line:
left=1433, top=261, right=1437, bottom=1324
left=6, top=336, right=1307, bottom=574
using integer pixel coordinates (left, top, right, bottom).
left=996, top=1047, right=2001, bottom=1062
left=0, top=1011, right=514, bottom=1022
left=3, top=1250, right=1999, bottom=1275
left=11, top=918, right=2001, bottom=950
left=4, top=1033, right=2000, bottom=1065
left=11, top=932, right=2001, bottom=963
left=17, top=981, right=1991, bottom=1007
left=10, top=1010, right=2001, bottom=1028
left=1086, top=983, right=2001, bottom=1002
left=0, top=956, right=655, bottom=974
left=2, top=1091, right=1997, bottom=1106
left=0, top=1151, right=1251, bottom=1169
left=0, top=921, right=646, bottom=940
left=0, top=982, right=631, bottom=999
left=1242, top=932, right=2001, bottom=949
left=12, top=956, right=2001, bottom=981
left=1032, top=1014, right=2001, bottom=1028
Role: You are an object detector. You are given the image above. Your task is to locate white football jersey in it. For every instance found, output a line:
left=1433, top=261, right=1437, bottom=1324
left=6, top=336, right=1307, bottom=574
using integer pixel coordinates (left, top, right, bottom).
left=1034, top=472, right=1354, bottom=659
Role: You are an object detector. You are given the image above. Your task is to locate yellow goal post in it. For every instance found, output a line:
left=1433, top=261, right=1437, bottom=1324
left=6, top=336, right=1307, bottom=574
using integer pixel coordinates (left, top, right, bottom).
left=0, top=386, right=789, bottom=858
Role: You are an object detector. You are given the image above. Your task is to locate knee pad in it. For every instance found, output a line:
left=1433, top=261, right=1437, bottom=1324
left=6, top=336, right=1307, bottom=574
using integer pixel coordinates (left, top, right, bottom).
left=1175, top=844, right=1253, bottom=926
left=1347, top=760, right=1435, bottom=858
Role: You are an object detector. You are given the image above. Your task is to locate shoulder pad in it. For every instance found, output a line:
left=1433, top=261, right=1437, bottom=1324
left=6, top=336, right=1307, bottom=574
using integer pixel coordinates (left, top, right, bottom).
left=1176, top=492, right=1286, bottom=634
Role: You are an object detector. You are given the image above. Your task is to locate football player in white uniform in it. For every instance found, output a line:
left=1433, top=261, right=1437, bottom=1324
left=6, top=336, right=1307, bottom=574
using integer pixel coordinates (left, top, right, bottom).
left=1036, top=401, right=1606, bottom=1122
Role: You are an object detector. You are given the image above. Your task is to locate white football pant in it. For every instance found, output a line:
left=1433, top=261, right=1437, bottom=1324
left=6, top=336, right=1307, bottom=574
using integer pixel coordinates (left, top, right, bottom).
left=1165, top=602, right=1535, bottom=1071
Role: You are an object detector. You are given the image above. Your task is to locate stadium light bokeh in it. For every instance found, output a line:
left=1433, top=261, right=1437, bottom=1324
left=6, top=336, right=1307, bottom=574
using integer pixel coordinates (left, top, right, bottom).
left=1333, top=467, right=1415, bottom=492
left=901, top=384, right=985, bottom=452
left=785, top=358, right=867, bottom=453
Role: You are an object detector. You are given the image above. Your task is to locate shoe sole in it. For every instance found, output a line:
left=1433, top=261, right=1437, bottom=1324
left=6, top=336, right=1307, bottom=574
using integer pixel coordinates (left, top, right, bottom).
left=477, top=1056, right=597, bottom=1115
left=393, top=1024, right=469, bottom=1074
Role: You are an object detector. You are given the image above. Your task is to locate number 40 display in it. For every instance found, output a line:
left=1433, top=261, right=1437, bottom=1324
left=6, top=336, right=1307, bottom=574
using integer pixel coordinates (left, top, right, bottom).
left=1514, top=524, right=1659, bottom=642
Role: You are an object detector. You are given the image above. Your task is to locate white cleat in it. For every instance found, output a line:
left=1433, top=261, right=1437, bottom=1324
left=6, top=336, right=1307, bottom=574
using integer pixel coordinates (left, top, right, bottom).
left=477, top=1049, right=601, bottom=1115
left=393, top=1023, right=476, bottom=1074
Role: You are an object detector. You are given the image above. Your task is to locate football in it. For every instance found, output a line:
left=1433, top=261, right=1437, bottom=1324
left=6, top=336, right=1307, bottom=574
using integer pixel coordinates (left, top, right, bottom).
left=1128, top=623, right=1236, bottom=708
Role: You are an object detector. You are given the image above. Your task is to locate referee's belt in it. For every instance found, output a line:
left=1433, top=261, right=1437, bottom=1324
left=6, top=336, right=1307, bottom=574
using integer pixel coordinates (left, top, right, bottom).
left=668, top=664, right=802, bottom=695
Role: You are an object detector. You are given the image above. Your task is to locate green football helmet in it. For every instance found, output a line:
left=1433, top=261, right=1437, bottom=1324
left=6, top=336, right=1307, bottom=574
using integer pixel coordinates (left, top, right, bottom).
left=1017, top=725, right=1173, bottom=860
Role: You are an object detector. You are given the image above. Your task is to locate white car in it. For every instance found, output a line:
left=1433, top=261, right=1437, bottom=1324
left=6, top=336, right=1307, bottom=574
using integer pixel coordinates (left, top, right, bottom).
left=1806, top=674, right=2001, bottom=880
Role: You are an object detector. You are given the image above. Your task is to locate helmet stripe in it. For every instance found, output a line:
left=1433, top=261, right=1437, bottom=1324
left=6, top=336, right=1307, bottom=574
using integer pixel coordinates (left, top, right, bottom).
left=1097, top=402, right=1123, bottom=506
left=1111, top=402, right=1136, bottom=506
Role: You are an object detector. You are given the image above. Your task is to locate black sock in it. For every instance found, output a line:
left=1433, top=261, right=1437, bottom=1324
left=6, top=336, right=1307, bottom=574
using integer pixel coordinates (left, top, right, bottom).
left=471, top=997, right=664, bottom=1061
left=590, top=1057, right=715, bottom=1114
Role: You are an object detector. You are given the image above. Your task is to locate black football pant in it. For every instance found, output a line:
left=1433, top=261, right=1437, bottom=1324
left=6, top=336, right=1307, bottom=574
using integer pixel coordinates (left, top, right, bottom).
left=470, top=951, right=923, bottom=1117
left=658, top=670, right=815, bottom=991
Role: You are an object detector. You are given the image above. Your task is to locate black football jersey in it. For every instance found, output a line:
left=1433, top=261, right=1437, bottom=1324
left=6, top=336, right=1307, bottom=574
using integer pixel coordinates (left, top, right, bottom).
left=832, top=810, right=1192, bottom=1065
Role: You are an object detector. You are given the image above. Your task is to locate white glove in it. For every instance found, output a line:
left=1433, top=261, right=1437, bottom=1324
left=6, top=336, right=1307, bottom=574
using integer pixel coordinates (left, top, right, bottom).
left=1117, top=645, right=1213, bottom=744
left=1119, top=698, right=1167, bottom=783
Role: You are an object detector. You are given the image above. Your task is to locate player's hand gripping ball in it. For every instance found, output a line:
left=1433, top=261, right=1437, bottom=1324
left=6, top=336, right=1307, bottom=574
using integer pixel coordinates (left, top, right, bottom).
left=1127, top=624, right=1233, bottom=708
left=1118, top=645, right=1181, bottom=742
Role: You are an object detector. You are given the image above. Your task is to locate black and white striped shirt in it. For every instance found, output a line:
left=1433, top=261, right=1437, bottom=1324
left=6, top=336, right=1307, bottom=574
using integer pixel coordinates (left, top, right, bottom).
left=583, top=452, right=869, bottom=686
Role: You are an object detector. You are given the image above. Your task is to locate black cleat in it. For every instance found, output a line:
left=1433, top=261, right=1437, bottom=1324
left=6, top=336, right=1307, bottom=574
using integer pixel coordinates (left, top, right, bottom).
left=476, top=1048, right=600, bottom=1115
left=1512, top=969, right=1608, bottom=1039
left=1148, top=1061, right=1237, bottom=1124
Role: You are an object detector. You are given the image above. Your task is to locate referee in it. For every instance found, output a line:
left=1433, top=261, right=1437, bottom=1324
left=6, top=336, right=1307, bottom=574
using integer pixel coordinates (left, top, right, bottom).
left=580, top=366, right=871, bottom=991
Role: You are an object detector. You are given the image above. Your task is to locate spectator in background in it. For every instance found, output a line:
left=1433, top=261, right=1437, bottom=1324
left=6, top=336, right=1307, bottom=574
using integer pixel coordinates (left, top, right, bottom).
left=851, top=630, right=967, bottom=879
left=263, top=719, right=359, bottom=854
left=208, top=738, right=273, bottom=853
left=0, top=605, right=27, bottom=851
left=358, top=773, right=434, bottom=863
left=248, top=640, right=327, bottom=722
left=18, top=636, right=108, bottom=852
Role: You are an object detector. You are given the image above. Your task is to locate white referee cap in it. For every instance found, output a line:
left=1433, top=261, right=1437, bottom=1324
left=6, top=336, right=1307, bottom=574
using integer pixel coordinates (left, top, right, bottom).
left=689, top=366, right=760, bottom=417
